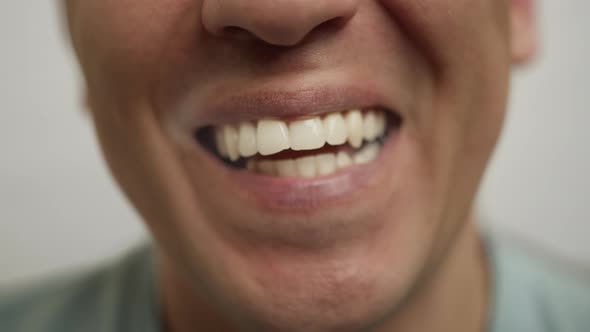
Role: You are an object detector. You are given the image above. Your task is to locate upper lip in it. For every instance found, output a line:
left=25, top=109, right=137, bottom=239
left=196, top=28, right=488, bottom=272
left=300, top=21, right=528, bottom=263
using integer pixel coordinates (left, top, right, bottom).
left=188, top=80, right=398, bottom=128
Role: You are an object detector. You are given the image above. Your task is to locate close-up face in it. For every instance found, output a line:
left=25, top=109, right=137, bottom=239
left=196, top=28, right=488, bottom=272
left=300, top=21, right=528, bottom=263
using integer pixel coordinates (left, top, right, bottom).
left=64, top=0, right=527, bottom=331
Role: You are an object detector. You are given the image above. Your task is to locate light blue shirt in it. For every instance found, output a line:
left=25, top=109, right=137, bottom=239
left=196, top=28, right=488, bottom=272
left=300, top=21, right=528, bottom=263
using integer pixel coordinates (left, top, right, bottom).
left=1, top=235, right=589, bottom=332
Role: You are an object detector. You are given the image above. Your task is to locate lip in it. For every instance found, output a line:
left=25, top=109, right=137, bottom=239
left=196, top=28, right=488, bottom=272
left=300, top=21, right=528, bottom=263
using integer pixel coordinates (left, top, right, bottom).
left=174, top=78, right=400, bottom=128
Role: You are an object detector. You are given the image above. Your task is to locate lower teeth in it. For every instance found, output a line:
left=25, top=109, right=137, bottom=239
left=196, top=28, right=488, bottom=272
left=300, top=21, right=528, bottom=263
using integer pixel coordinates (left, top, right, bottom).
left=245, top=142, right=382, bottom=177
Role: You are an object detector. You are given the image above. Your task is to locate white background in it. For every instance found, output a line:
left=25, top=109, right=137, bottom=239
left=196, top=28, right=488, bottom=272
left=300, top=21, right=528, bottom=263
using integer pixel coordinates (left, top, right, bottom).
left=1, top=1, right=588, bottom=285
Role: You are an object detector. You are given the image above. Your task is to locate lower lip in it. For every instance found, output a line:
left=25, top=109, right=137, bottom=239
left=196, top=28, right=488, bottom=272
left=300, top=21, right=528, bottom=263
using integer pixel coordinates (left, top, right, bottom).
left=197, top=130, right=401, bottom=213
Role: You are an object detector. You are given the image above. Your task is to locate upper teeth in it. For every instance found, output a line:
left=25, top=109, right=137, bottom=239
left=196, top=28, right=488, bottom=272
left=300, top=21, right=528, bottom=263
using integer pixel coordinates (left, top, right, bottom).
left=215, top=110, right=387, bottom=160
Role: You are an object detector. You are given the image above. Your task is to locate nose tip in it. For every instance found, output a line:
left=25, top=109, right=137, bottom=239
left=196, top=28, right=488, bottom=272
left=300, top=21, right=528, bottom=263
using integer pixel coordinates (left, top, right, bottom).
left=202, top=0, right=359, bottom=46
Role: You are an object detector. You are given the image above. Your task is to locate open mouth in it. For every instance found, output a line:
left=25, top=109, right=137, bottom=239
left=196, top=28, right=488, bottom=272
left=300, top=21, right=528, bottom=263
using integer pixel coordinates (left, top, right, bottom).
left=195, top=108, right=402, bottom=177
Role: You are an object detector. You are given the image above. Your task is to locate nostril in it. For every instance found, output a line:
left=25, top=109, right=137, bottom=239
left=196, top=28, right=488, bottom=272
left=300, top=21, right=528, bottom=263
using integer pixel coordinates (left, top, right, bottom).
left=318, top=17, right=347, bottom=31
left=221, top=26, right=256, bottom=41
left=202, top=0, right=358, bottom=47
left=308, top=16, right=348, bottom=39
left=220, top=17, right=347, bottom=46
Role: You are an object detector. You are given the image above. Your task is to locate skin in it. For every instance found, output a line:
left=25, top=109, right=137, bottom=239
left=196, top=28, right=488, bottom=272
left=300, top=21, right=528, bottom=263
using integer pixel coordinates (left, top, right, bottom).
left=63, top=0, right=536, bottom=331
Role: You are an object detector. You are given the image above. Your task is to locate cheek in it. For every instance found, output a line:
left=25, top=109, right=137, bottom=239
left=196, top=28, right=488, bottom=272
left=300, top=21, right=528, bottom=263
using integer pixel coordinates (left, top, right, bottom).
left=72, top=0, right=202, bottom=96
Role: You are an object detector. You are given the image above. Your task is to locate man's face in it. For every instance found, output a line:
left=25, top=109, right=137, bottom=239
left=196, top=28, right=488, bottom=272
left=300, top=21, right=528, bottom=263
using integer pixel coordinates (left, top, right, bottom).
left=65, top=0, right=529, bottom=330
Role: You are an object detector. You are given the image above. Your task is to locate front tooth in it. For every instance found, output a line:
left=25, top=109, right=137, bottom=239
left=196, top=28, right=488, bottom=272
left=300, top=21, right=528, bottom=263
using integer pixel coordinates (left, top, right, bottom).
left=345, top=110, right=363, bottom=148
left=223, top=125, right=240, bottom=161
left=215, top=127, right=229, bottom=158
left=353, top=143, right=381, bottom=164
left=295, top=156, right=317, bottom=178
left=289, top=117, right=326, bottom=151
left=336, top=151, right=352, bottom=169
left=316, top=153, right=337, bottom=175
left=257, top=160, right=276, bottom=175
left=276, top=159, right=297, bottom=176
left=257, top=120, right=290, bottom=156
left=363, top=111, right=379, bottom=141
left=238, top=122, right=258, bottom=157
left=323, top=113, right=348, bottom=146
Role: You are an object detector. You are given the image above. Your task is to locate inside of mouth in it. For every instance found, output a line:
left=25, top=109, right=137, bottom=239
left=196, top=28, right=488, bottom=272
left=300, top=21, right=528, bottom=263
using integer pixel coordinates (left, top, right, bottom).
left=195, top=109, right=402, bottom=177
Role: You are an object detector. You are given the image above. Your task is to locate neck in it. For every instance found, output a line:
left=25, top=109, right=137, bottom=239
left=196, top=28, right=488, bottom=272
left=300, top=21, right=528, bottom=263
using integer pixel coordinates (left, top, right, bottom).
left=159, top=221, right=490, bottom=332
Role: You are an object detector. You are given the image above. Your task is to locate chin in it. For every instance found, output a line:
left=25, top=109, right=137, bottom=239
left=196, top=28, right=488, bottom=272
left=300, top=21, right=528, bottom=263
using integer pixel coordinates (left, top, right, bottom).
left=159, top=141, right=438, bottom=331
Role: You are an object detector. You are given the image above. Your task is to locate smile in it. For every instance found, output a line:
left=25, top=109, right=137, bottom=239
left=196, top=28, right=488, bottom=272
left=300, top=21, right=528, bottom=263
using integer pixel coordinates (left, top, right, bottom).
left=170, top=84, right=405, bottom=212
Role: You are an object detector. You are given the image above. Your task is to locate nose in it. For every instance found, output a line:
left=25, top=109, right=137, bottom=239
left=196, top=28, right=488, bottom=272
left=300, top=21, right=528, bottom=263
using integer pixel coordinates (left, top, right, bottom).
left=202, top=0, right=359, bottom=46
